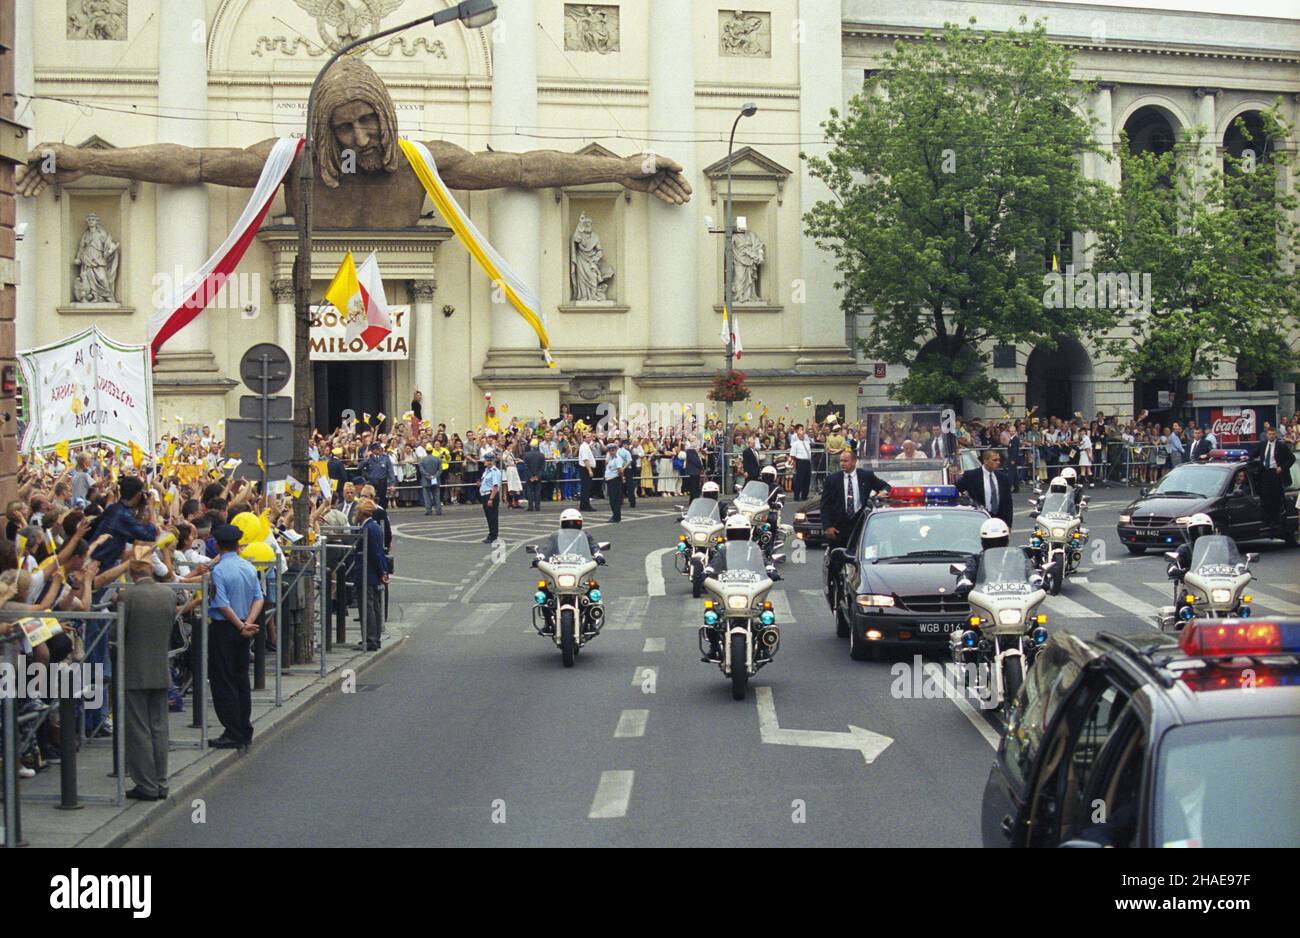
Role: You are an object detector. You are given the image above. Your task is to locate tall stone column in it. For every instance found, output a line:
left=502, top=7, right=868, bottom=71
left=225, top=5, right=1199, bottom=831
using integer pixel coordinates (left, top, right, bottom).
left=484, top=0, right=543, bottom=370
left=271, top=278, right=295, bottom=399
left=1194, top=88, right=1220, bottom=189
left=14, top=0, right=35, bottom=351
left=643, top=0, right=702, bottom=369
left=153, top=0, right=215, bottom=372
left=1081, top=82, right=1119, bottom=272
left=795, top=0, right=853, bottom=365
left=410, top=279, right=436, bottom=413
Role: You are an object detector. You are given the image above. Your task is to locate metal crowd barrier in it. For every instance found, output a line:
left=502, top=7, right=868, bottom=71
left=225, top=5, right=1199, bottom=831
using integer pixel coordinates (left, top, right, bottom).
left=320, top=525, right=370, bottom=651
left=2, top=632, right=22, bottom=846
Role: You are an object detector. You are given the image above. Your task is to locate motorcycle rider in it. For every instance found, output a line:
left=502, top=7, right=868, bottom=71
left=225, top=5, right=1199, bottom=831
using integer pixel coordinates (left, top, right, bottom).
left=535, top=508, right=605, bottom=634
left=955, top=517, right=1018, bottom=592
left=700, top=479, right=727, bottom=514
left=1049, top=466, right=1084, bottom=510
left=1167, top=512, right=1215, bottom=617
left=760, top=465, right=783, bottom=510
left=702, top=514, right=758, bottom=660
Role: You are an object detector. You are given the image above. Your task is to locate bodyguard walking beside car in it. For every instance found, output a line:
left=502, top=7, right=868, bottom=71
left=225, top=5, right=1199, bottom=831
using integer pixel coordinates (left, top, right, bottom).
left=121, top=559, right=180, bottom=800
left=1253, top=426, right=1295, bottom=538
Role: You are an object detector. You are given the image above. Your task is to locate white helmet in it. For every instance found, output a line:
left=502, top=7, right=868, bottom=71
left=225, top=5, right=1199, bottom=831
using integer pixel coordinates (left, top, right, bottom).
left=1059, top=467, right=1077, bottom=484
left=1048, top=476, right=1070, bottom=492
left=760, top=465, right=778, bottom=480
left=724, top=513, right=753, bottom=542
left=1184, top=512, right=1214, bottom=540
left=560, top=508, right=584, bottom=530
left=979, top=517, right=1010, bottom=550
left=701, top=480, right=720, bottom=499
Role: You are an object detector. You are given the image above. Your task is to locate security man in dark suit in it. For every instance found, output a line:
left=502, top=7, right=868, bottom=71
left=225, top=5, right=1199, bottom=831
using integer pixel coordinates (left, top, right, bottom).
left=821, top=449, right=892, bottom=550
left=1252, top=426, right=1295, bottom=537
left=956, top=448, right=1015, bottom=529
left=741, top=438, right=762, bottom=483
left=327, top=447, right=348, bottom=505
left=1188, top=427, right=1214, bottom=462
left=120, top=559, right=181, bottom=800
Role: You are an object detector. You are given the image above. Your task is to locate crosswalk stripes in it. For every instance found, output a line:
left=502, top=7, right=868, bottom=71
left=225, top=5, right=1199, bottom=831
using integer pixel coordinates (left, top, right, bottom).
left=769, top=591, right=796, bottom=624
left=1076, top=581, right=1162, bottom=621
left=1248, top=591, right=1300, bottom=615
left=1042, top=593, right=1103, bottom=619
left=448, top=602, right=513, bottom=635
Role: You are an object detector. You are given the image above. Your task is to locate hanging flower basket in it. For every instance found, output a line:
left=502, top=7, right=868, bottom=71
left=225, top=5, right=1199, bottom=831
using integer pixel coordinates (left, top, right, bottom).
left=708, top=370, right=751, bottom=403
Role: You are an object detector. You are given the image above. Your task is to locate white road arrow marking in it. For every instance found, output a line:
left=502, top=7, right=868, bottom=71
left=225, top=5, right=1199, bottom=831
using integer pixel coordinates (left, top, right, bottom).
left=645, top=547, right=673, bottom=596
left=754, top=686, right=893, bottom=765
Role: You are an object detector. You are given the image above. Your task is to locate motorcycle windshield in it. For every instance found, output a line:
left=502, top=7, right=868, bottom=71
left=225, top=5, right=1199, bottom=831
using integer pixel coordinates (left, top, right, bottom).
left=1189, top=535, right=1242, bottom=574
left=541, top=530, right=594, bottom=562
left=713, top=541, right=768, bottom=575
left=974, top=547, right=1036, bottom=594
left=737, top=481, right=770, bottom=504
left=685, top=498, right=722, bottom=522
left=1039, top=491, right=1076, bottom=517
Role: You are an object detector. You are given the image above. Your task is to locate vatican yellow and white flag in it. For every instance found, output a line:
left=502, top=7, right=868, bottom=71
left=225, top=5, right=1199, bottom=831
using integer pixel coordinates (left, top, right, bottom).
left=398, top=139, right=553, bottom=367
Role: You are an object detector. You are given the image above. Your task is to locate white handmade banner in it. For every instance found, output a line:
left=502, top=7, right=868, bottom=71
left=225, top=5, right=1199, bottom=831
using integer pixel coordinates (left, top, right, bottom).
left=309, top=304, right=410, bottom=360
left=18, top=326, right=155, bottom=454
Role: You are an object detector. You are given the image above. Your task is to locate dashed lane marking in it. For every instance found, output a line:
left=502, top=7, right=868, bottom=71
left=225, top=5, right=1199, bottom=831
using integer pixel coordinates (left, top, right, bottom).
left=613, top=710, right=649, bottom=738
left=588, top=770, right=635, bottom=819
left=642, top=638, right=665, bottom=653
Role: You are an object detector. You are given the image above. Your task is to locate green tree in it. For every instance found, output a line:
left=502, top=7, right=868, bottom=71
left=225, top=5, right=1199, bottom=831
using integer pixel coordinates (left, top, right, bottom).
left=804, top=18, right=1116, bottom=409
left=1095, top=105, right=1300, bottom=415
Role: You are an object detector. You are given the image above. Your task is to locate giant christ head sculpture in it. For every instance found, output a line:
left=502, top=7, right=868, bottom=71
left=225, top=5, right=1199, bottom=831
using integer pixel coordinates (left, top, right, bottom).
left=314, top=56, right=402, bottom=188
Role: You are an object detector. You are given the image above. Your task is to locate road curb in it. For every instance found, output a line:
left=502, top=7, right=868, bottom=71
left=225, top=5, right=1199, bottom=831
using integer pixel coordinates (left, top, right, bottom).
left=80, top=633, right=410, bottom=848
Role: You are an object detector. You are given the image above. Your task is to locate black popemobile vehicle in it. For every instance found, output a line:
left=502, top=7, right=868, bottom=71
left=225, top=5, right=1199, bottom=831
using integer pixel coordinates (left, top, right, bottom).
left=1117, top=448, right=1300, bottom=552
left=982, top=619, right=1300, bottom=848
left=796, top=457, right=953, bottom=546
left=824, top=484, right=989, bottom=660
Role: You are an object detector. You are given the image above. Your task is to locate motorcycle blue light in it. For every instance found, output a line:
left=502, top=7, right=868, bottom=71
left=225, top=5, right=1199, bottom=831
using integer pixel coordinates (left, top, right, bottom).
left=1031, top=626, right=1048, bottom=645
left=760, top=611, right=775, bottom=626
left=534, top=591, right=547, bottom=605
left=961, top=629, right=979, bottom=648
left=588, top=589, right=602, bottom=603
left=704, top=611, right=719, bottom=626
left=1179, top=605, right=1195, bottom=620
left=677, top=542, right=688, bottom=552
left=1239, top=605, right=1251, bottom=617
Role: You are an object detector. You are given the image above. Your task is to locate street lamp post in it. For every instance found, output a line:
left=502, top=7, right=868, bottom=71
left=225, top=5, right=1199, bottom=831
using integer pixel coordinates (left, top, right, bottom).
left=719, top=102, right=757, bottom=496
left=291, top=0, right=498, bottom=533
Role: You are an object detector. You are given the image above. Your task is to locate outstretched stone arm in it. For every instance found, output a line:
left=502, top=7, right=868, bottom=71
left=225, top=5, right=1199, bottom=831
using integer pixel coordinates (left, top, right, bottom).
left=16, top=139, right=278, bottom=197
left=424, top=140, right=693, bottom=205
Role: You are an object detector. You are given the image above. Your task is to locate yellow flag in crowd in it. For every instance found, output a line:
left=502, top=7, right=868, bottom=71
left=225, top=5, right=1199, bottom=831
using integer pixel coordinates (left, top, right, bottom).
left=162, top=439, right=176, bottom=472
left=324, top=251, right=361, bottom=320
left=256, top=449, right=265, bottom=472
left=309, top=460, right=330, bottom=484
left=54, top=440, right=70, bottom=463
left=129, top=441, right=143, bottom=468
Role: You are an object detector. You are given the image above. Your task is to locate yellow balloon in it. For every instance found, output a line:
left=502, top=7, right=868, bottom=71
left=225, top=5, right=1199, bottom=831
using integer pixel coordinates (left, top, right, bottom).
left=231, top=512, right=262, bottom=547
left=240, top=541, right=276, bottom=569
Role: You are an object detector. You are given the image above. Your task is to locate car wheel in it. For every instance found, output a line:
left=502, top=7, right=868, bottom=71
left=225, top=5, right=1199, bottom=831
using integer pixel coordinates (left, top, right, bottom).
left=1124, top=544, right=1146, bottom=555
left=849, top=623, right=873, bottom=660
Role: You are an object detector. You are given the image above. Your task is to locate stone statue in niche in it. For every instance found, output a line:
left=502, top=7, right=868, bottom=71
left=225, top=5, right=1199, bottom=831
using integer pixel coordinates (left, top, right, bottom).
left=731, top=229, right=765, bottom=304
left=72, top=213, right=120, bottom=304
left=720, top=11, right=770, bottom=58
left=66, top=0, right=128, bottom=41
left=565, top=4, right=620, bottom=54
left=570, top=212, right=615, bottom=303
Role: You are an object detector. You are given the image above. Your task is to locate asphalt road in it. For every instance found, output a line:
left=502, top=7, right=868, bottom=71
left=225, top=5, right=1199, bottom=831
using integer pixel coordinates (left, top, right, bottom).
left=133, top=487, right=1300, bottom=847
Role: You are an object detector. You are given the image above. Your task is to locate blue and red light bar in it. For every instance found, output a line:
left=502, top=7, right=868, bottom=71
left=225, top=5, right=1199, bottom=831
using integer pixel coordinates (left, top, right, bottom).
left=1206, top=448, right=1251, bottom=461
left=888, top=484, right=960, bottom=504
left=1179, top=619, right=1300, bottom=657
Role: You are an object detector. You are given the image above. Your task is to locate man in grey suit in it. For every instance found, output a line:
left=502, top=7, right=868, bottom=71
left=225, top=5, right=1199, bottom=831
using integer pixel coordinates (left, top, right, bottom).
left=418, top=449, right=443, bottom=516
left=120, top=559, right=180, bottom=801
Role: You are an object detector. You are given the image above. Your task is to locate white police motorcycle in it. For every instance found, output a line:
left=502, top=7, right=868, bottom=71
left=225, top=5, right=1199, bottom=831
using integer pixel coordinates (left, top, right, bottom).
left=699, top=518, right=784, bottom=700
left=675, top=496, right=724, bottom=598
left=1027, top=478, right=1089, bottom=595
left=732, top=479, right=788, bottom=557
left=950, top=545, right=1049, bottom=712
left=528, top=527, right=610, bottom=667
left=1156, top=533, right=1258, bottom=632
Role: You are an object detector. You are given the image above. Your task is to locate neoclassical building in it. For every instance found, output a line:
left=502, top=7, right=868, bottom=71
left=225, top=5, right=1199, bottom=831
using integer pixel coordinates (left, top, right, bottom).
left=845, top=0, right=1300, bottom=424
left=15, top=1, right=1300, bottom=439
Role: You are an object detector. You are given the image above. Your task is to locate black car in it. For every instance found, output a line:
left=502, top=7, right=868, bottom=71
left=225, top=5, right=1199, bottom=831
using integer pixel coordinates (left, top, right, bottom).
left=824, top=489, right=989, bottom=660
left=982, top=620, right=1300, bottom=848
left=793, top=458, right=953, bottom=546
left=1117, top=451, right=1299, bottom=553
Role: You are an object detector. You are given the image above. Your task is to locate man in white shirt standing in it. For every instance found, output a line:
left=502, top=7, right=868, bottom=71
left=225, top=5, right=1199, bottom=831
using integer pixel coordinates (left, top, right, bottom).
left=578, top=432, right=596, bottom=511
left=789, top=424, right=813, bottom=501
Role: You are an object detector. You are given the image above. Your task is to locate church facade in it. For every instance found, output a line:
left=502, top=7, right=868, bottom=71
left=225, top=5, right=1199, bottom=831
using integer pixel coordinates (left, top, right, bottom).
left=14, top=1, right=1300, bottom=439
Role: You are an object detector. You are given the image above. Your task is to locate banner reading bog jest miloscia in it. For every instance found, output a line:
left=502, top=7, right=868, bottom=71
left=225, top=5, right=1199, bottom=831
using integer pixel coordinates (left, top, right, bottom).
left=18, top=325, right=156, bottom=454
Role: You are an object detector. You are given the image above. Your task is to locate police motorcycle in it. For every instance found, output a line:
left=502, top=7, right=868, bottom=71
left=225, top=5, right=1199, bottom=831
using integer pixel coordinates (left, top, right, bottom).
left=675, top=483, right=726, bottom=598
left=1155, top=513, right=1258, bottom=632
left=731, top=476, right=787, bottom=557
left=950, top=519, right=1049, bottom=711
left=1026, top=470, right=1090, bottom=595
left=699, top=514, right=785, bottom=700
left=527, top=509, right=610, bottom=668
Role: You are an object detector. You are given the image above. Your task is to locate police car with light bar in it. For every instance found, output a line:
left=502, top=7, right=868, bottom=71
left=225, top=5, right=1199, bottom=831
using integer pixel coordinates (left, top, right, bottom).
left=982, top=619, right=1300, bottom=848
left=824, top=484, right=989, bottom=659
left=1117, top=448, right=1299, bottom=553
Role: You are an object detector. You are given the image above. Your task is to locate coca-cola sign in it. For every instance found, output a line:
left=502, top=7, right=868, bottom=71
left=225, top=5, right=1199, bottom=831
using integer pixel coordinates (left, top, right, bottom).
left=1211, top=409, right=1255, bottom=441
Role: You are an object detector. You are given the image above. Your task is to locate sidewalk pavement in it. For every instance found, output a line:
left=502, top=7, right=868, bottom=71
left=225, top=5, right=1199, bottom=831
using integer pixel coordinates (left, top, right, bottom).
left=4, top=600, right=443, bottom=848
